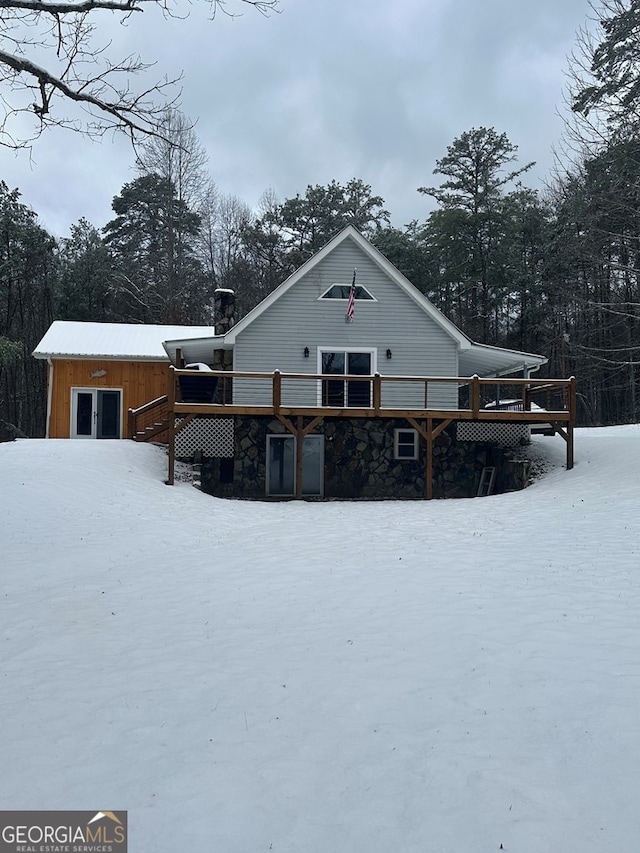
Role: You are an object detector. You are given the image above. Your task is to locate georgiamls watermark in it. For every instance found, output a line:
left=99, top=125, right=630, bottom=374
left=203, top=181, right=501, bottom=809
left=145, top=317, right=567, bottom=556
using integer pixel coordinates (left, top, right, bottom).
left=0, top=811, right=127, bottom=853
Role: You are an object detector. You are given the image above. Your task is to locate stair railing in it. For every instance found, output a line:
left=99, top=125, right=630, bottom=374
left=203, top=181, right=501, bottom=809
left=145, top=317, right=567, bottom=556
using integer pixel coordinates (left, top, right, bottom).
left=128, top=395, right=169, bottom=440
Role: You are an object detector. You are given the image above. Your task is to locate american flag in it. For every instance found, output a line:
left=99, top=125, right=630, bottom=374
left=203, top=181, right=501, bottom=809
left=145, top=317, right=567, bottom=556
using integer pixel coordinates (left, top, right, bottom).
left=346, top=269, right=356, bottom=323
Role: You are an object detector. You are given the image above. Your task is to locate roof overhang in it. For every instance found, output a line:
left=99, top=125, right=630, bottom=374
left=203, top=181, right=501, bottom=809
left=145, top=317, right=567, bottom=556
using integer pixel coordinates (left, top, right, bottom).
left=459, top=342, right=548, bottom=377
left=33, top=351, right=171, bottom=362
left=162, top=335, right=227, bottom=365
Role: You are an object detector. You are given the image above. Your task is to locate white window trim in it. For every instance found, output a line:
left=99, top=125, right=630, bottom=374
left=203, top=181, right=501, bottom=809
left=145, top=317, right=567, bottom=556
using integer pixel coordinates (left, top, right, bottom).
left=394, top=428, right=419, bottom=460
left=70, top=387, right=124, bottom=439
left=316, top=347, right=377, bottom=407
left=317, top=282, right=377, bottom=302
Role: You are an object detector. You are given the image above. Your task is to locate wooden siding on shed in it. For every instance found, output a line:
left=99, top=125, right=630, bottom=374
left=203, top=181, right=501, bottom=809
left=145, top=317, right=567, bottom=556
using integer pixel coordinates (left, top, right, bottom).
left=233, top=237, right=459, bottom=408
left=49, top=358, right=170, bottom=438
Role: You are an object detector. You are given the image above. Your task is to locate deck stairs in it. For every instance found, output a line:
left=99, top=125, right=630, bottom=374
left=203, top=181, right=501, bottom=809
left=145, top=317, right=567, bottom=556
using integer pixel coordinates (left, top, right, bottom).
left=128, top=395, right=169, bottom=443
left=132, top=418, right=169, bottom=442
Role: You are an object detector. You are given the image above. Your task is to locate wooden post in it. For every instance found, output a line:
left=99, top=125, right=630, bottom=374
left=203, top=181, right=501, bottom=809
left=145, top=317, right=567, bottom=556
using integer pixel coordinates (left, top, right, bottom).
left=567, top=377, right=576, bottom=471
left=425, top=417, right=433, bottom=500
left=295, top=416, right=304, bottom=499
left=471, top=375, right=480, bottom=417
left=373, top=372, right=381, bottom=412
left=567, top=421, right=574, bottom=471
left=167, top=366, right=176, bottom=485
left=175, top=347, right=184, bottom=369
left=569, top=376, right=577, bottom=422
left=273, top=370, right=282, bottom=415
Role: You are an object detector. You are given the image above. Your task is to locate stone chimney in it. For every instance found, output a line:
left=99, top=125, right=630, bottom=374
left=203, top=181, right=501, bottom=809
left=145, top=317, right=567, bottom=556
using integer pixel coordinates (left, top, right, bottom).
left=212, top=289, right=234, bottom=397
left=214, top=288, right=236, bottom=336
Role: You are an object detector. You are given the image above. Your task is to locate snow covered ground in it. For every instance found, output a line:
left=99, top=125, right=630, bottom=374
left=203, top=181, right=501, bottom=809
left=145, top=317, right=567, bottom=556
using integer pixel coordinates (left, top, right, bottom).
left=1, top=428, right=639, bottom=852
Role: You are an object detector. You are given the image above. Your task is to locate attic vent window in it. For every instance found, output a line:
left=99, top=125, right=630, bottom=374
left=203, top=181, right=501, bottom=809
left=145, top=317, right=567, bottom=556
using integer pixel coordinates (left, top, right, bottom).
left=320, top=283, right=375, bottom=301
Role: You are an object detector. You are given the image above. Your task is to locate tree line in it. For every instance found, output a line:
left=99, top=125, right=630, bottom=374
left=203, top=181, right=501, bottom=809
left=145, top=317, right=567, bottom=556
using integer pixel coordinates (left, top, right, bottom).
left=3, top=0, right=640, bottom=436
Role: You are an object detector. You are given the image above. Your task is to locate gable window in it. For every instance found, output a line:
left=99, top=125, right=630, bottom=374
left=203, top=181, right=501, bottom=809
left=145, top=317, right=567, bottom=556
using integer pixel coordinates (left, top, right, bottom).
left=319, top=349, right=375, bottom=407
left=394, top=428, right=418, bottom=460
left=319, top=283, right=375, bottom=301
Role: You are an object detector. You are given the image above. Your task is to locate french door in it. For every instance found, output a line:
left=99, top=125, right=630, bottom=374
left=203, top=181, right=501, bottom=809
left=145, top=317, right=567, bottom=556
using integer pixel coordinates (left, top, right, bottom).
left=71, top=388, right=122, bottom=439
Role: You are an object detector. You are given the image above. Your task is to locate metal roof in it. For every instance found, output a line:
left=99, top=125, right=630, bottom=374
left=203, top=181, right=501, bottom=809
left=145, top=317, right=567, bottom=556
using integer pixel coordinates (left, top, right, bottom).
left=33, top=321, right=216, bottom=361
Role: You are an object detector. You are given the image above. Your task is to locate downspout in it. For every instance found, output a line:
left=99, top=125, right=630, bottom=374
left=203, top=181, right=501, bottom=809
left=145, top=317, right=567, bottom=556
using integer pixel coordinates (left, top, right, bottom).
left=45, top=357, right=54, bottom=438
left=523, top=363, right=542, bottom=411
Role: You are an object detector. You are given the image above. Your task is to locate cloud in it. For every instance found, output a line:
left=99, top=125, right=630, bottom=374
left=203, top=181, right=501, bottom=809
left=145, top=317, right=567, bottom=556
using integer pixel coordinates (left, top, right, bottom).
left=0, top=0, right=591, bottom=237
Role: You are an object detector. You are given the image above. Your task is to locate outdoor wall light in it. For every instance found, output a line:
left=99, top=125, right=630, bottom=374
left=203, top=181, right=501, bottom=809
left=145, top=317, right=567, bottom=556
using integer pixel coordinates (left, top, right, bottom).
left=386, top=349, right=392, bottom=360
left=304, top=347, right=310, bottom=358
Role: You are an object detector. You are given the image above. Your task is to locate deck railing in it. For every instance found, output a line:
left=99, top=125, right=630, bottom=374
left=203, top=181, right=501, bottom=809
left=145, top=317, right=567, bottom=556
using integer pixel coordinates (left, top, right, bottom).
left=167, top=368, right=576, bottom=424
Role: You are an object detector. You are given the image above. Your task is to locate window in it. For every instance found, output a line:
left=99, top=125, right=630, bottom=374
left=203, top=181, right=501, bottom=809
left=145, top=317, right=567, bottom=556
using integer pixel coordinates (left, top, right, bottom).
left=266, top=434, right=324, bottom=496
left=319, top=349, right=375, bottom=407
left=319, top=283, right=375, bottom=301
left=394, top=428, right=418, bottom=460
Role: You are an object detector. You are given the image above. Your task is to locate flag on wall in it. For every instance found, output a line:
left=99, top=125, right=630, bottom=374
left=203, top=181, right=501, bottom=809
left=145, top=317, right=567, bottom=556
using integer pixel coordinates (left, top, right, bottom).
left=346, top=268, right=356, bottom=324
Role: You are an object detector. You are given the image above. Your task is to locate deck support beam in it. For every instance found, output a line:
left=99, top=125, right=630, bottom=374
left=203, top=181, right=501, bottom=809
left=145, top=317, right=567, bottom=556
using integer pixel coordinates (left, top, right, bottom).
left=553, top=422, right=575, bottom=471
left=167, top=367, right=176, bottom=486
left=407, top=417, right=453, bottom=500
left=276, top=414, right=325, bottom=498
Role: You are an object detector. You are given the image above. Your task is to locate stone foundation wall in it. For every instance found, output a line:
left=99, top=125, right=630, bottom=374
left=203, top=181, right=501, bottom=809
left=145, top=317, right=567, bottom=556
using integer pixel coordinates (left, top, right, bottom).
left=198, top=415, right=530, bottom=500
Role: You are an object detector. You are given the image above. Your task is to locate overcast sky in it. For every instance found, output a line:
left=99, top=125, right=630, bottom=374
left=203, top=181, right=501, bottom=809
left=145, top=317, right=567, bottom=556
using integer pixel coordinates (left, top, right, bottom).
left=0, top=0, right=594, bottom=238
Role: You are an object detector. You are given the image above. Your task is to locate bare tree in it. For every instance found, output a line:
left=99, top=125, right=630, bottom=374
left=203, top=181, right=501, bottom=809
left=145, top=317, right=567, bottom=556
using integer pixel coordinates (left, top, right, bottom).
left=135, top=108, right=209, bottom=209
left=196, top=179, right=221, bottom=284
left=211, top=191, right=252, bottom=287
left=0, top=0, right=278, bottom=148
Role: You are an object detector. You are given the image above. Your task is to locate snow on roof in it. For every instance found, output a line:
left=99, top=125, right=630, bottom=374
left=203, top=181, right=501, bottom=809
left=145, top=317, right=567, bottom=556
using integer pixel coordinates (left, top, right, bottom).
left=33, top=321, right=216, bottom=361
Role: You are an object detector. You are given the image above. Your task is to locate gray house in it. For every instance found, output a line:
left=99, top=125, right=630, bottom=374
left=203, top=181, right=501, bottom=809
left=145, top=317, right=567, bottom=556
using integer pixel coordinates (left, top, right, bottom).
left=167, top=225, right=547, bottom=395
left=154, top=226, right=573, bottom=500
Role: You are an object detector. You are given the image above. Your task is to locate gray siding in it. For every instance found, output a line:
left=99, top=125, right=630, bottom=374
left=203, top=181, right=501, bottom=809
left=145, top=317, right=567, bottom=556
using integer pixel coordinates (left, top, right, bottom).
left=233, top=237, right=459, bottom=409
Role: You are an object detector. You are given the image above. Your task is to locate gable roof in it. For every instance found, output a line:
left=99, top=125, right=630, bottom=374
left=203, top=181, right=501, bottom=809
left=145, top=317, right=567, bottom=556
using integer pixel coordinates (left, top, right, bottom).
left=33, top=321, right=216, bottom=361
left=223, top=225, right=471, bottom=349
left=222, top=225, right=547, bottom=376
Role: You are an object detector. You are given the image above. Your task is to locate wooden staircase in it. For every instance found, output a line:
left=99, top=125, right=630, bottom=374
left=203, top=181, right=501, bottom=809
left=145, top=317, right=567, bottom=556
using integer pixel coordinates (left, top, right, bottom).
left=128, top=395, right=170, bottom=442
left=133, top=418, right=169, bottom=442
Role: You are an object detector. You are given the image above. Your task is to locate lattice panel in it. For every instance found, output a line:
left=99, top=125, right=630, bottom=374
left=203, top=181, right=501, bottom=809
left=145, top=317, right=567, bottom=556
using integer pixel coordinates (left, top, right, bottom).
left=456, top=422, right=530, bottom=447
left=175, top=417, right=234, bottom=457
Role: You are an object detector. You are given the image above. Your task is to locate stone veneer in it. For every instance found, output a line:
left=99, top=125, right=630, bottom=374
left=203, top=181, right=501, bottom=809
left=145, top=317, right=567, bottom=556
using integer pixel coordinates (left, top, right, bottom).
left=198, top=415, right=532, bottom=501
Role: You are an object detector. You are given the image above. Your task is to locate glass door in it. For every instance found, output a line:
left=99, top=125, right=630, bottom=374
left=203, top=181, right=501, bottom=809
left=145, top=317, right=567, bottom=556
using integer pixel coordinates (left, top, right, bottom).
left=266, top=435, right=324, bottom=496
left=320, top=350, right=373, bottom=407
left=73, top=390, right=96, bottom=438
left=346, top=351, right=372, bottom=407
left=71, top=389, right=122, bottom=439
left=97, top=390, right=121, bottom=439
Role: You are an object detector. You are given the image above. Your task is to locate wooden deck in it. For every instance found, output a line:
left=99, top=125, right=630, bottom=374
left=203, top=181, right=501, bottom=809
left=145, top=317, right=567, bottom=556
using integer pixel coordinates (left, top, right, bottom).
left=129, top=369, right=576, bottom=499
